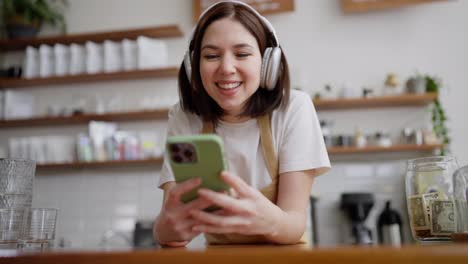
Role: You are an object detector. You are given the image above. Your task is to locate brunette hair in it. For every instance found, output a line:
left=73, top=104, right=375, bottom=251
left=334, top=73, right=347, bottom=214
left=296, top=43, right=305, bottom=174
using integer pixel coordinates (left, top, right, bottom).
left=178, top=1, right=290, bottom=123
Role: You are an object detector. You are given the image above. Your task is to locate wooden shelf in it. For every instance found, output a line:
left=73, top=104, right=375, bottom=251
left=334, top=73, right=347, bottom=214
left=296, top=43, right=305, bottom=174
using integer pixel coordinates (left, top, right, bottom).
left=0, top=25, right=183, bottom=51
left=36, top=157, right=163, bottom=170
left=313, top=92, right=437, bottom=110
left=0, top=67, right=179, bottom=89
left=340, top=0, right=448, bottom=13
left=327, top=144, right=442, bottom=154
left=0, top=109, right=169, bottom=128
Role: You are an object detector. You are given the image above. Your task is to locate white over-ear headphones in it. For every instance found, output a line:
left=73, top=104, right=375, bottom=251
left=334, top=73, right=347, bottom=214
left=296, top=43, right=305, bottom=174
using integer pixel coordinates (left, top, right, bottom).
left=183, top=0, right=282, bottom=90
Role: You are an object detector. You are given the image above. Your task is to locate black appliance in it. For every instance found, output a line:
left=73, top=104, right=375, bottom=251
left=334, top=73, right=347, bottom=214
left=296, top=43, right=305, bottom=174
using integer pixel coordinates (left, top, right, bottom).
left=133, top=220, right=157, bottom=249
left=340, top=192, right=375, bottom=245
left=377, top=200, right=403, bottom=246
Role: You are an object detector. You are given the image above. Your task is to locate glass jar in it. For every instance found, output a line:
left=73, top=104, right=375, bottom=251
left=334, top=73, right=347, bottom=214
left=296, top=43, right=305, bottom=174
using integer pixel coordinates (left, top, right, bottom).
left=405, top=156, right=459, bottom=242
left=453, top=165, right=468, bottom=234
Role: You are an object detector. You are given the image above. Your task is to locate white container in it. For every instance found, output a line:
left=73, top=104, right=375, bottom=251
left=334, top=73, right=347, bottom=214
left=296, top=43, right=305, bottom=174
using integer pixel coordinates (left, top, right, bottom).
left=85, top=41, right=104, bottom=74
left=69, top=43, right=86, bottom=75
left=103, top=40, right=123, bottom=73
left=45, top=136, right=75, bottom=163
left=53, top=44, right=70, bottom=76
left=23, top=46, right=39, bottom=79
left=137, top=36, right=168, bottom=69
left=39, top=45, right=54, bottom=78
left=3, top=90, right=35, bottom=120
left=121, top=39, right=137, bottom=71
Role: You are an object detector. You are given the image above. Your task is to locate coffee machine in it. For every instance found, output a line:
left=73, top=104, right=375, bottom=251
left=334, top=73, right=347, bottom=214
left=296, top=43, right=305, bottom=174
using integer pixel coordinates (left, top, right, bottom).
left=340, top=192, right=375, bottom=245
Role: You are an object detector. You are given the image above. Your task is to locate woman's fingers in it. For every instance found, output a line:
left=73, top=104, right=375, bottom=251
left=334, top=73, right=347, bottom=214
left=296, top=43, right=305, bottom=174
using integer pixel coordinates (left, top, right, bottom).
left=181, top=196, right=213, bottom=214
left=166, top=177, right=202, bottom=206
left=190, top=210, right=250, bottom=231
left=197, top=188, right=252, bottom=214
left=192, top=225, right=243, bottom=234
left=220, top=171, right=254, bottom=197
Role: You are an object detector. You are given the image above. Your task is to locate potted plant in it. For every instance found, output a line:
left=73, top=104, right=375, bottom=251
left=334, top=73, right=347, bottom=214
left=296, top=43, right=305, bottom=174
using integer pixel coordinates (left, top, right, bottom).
left=425, top=75, right=450, bottom=154
left=2, top=0, right=67, bottom=39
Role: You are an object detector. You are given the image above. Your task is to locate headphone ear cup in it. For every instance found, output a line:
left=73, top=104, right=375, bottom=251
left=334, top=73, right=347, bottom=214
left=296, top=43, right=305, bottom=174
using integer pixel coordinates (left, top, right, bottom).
left=260, top=48, right=272, bottom=89
left=263, top=47, right=282, bottom=90
left=183, top=50, right=192, bottom=84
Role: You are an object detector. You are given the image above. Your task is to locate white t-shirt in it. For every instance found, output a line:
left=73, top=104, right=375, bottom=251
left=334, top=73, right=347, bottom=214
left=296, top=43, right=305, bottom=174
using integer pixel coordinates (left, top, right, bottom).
left=158, top=89, right=331, bottom=189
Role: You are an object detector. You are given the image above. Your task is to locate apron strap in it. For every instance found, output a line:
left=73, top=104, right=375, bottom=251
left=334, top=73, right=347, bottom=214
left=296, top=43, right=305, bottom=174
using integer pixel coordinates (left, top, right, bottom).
left=257, top=115, right=279, bottom=182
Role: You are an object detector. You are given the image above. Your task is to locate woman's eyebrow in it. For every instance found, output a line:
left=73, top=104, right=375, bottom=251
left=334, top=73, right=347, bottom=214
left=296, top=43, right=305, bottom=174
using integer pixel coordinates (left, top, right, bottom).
left=201, top=43, right=255, bottom=51
left=201, top=44, right=219, bottom=51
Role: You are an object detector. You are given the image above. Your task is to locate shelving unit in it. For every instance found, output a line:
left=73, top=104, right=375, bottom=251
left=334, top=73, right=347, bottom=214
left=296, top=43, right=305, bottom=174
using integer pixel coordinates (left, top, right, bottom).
left=0, top=25, right=183, bottom=51
left=340, top=0, right=447, bottom=13
left=0, top=67, right=179, bottom=89
left=0, top=23, right=442, bottom=166
left=0, top=109, right=169, bottom=128
left=33, top=143, right=442, bottom=170
left=313, top=92, right=437, bottom=110
left=0, top=24, right=183, bottom=89
left=0, top=25, right=183, bottom=170
left=327, top=144, right=442, bottom=154
left=36, top=157, right=163, bottom=170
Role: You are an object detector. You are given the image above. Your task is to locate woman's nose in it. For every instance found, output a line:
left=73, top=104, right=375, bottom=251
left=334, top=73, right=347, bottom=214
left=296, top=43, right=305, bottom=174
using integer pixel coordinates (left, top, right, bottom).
left=219, top=55, right=236, bottom=75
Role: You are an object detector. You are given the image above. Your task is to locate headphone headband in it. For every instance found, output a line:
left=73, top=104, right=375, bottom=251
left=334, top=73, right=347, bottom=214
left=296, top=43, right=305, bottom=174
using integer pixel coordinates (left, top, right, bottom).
left=191, top=1, right=279, bottom=48
left=185, top=0, right=282, bottom=90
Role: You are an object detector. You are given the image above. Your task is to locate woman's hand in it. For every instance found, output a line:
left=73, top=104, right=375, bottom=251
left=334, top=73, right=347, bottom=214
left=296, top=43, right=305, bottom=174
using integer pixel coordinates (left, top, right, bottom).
left=154, top=178, right=214, bottom=246
left=189, top=171, right=284, bottom=237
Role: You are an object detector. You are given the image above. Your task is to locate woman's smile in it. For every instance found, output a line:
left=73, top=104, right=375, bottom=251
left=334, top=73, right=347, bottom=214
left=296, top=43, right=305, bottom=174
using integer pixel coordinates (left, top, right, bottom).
left=216, top=81, right=243, bottom=96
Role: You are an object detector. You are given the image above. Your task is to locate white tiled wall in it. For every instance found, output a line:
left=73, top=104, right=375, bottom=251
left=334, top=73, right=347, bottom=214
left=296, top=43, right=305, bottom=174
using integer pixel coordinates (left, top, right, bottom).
left=32, top=169, right=164, bottom=249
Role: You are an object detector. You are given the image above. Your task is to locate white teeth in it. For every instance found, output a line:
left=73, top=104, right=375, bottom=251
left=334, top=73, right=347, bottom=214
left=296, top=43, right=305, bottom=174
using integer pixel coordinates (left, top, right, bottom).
left=217, top=82, right=241, bottom=89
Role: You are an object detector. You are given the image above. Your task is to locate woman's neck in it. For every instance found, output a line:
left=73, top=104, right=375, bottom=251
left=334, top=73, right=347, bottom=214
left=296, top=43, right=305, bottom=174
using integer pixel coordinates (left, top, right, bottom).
left=220, top=114, right=252, bottom=123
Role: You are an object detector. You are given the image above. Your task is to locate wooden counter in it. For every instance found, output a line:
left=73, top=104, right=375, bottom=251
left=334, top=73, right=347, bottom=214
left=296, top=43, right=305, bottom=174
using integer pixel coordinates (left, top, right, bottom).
left=2, top=244, right=468, bottom=264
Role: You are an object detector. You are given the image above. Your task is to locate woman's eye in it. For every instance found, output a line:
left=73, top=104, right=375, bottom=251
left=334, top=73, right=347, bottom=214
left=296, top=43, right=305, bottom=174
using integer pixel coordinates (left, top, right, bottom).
left=203, top=54, right=219, bottom=60
left=236, top=53, right=250, bottom=58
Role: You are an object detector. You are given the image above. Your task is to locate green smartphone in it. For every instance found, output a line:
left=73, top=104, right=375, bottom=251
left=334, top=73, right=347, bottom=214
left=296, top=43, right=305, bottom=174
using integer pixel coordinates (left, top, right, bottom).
left=166, top=134, right=229, bottom=203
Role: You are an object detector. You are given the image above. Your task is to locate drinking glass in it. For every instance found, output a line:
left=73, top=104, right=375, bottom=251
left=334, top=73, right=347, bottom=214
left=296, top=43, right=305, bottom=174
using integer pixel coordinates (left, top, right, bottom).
left=405, top=156, right=459, bottom=242
left=0, top=158, right=36, bottom=208
left=0, top=208, right=26, bottom=249
left=453, top=165, right=468, bottom=234
left=19, top=208, right=58, bottom=252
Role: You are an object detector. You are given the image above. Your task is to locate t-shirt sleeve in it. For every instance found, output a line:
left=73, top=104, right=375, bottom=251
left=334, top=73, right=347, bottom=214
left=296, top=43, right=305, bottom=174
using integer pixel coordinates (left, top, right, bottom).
left=157, top=103, right=198, bottom=188
left=278, top=91, right=331, bottom=177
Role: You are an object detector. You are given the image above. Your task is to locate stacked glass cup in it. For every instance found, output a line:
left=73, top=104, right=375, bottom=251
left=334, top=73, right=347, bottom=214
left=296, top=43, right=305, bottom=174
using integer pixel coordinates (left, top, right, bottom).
left=0, top=158, right=58, bottom=251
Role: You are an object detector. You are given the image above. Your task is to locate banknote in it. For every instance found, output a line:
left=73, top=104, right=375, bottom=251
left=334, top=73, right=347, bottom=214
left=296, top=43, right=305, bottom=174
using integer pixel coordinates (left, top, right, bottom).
left=422, top=192, right=440, bottom=214
left=409, top=195, right=428, bottom=230
left=430, top=200, right=456, bottom=236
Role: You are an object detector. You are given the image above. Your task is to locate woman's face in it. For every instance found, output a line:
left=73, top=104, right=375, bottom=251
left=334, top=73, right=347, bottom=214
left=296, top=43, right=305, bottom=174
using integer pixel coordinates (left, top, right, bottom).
left=199, top=17, right=262, bottom=121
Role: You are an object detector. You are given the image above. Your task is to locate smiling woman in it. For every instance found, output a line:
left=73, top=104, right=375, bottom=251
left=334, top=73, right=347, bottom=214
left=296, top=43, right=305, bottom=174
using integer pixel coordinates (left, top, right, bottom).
left=199, top=17, right=262, bottom=122
left=153, top=1, right=331, bottom=247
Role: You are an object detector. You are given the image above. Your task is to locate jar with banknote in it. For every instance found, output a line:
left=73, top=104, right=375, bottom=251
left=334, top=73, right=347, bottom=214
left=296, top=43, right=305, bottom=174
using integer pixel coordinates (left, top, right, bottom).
left=453, top=165, right=468, bottom=235
left=405, top=156, right=459, bottom=242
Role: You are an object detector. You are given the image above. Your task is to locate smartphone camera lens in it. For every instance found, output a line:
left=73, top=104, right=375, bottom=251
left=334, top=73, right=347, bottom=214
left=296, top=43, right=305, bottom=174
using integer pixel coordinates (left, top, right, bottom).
left=184, top=149, right=194, bottom=158
left=170, top=143, right=180, bottom=153
left=172, top=154, right=183, bottom=163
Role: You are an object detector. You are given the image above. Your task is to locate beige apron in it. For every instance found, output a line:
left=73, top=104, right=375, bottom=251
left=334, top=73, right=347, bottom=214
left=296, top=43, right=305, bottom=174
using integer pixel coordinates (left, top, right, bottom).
left=201, top=115, right=307, bottom=244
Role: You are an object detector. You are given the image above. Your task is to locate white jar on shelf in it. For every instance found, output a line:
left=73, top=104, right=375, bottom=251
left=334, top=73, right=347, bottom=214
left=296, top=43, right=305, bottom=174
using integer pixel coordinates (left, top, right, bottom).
left=39, top=44, right=54, bottom=78
left=136, top=36, right=168, bottom=69
left=69, top=43, right=86, bottom=75
left=121, top=38, right=137, bottom=71
left=53, top=43, right=70, bottom=77
left=103, top=40, right=123, bottom=73
left=85, top=41, right=104, bottom=74
left=23, top=46, right=39, bottom=79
